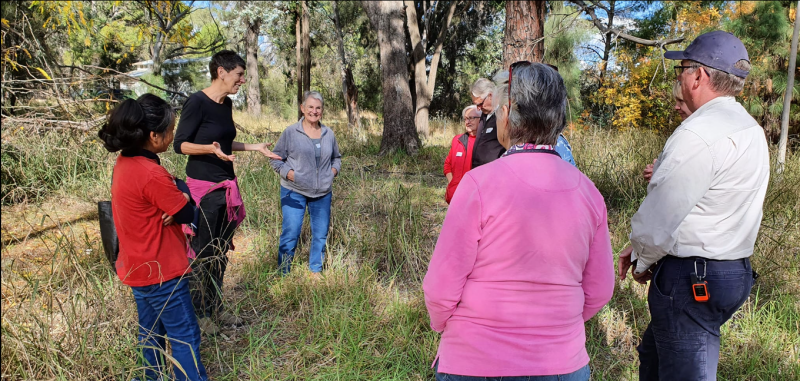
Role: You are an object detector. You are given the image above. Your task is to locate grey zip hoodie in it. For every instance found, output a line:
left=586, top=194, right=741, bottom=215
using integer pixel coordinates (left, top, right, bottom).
left=270, top=118, right=342, bottom=198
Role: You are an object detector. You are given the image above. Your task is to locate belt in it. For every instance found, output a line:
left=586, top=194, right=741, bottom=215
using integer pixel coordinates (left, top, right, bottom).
left=664, top=255, right=749, bottom=263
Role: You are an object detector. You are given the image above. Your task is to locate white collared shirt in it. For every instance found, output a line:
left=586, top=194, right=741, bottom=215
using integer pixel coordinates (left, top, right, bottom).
left=630, top=96, right=770, bottom=273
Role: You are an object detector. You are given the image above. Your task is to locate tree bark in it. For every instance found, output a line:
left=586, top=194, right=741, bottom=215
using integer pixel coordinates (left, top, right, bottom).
left=777, top=0, right=800, bottom=174
left=152, top=32, right=165, bottom=75
left=301, top=0, right=311, bottom=94
left=332, top=2, right=361, bottom=133
left=296, top=7, right=303, bottom=120
left=599, top=0, right=616, bottom=80
left=362, top=1, right=421, bottom=155
left=405, top=0, right=458, bottom=137
left=245, top=17, right=262, bottom=116
left=503, top=1, right=546, bottom=67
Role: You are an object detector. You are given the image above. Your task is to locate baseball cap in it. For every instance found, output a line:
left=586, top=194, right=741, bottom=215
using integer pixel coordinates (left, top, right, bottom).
left=664, top=30, right=750, bottom=78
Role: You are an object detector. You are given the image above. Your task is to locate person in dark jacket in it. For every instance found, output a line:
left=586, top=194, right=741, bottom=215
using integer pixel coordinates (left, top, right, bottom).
left=270, top=91, right=342, bottom=277
left=98, top=94, right=207, bottom=381
left=172, top=50, right=280, bottom=335
left=470, top=78, right=506, bottom=168
left=444, top=105, right=480, bottom=204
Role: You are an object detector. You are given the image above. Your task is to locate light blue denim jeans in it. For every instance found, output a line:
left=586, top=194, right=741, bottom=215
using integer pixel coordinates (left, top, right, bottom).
left=278, top=186, right=332, bottom=274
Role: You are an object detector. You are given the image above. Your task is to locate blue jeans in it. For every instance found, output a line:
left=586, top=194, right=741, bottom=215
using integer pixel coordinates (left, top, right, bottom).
left=278, top=186, right=332, bottom=274
left=637, top=256, right=753, bottom=381
left=434, top=361, right=590, bottom=381
left=131, top=277, right=207, bottom=381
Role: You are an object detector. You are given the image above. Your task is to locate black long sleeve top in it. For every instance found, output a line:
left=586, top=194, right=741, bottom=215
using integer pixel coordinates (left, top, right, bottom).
left=173, top=91, right=237, bottom=182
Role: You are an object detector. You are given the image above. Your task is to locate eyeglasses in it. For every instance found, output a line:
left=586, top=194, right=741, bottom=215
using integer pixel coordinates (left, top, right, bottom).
left=674, top=65, right=699, bottom=76
left=508, top=61, right=533, bottom=113
left=475, top=97, right=486, bottom=109
left=464, top=116, right=480, bottom=121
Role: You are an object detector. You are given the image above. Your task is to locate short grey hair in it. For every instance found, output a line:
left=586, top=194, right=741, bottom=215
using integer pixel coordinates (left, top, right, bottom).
left=471, top=78, right=494, bottom=98
left=493, top=63, right=567, bottom=146
left=462, top=105, right=478, bottom=118
left=302, top=90, right=324, bottom=107
left=687, top=59, right=749, bottom=97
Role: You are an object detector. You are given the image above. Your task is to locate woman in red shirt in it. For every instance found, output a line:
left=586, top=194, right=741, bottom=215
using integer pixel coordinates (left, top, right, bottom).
left=98, top=94, right=207, bottom=381
left=443, top=105, right=481, bottom=204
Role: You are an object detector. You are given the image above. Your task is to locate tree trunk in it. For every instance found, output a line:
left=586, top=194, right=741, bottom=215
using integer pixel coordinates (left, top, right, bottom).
left=503, top=1, right=546, bottom=67
left=245, top=18, right=262, bottom=116
left=599, top=0, right=616, bottom=80
left=777, top=0, right=800, bottom=174
left=296, top=8, right=303, bottom=120
left=362, top=1, right=421, bottom=155
left=152, top=32, right=165, bottom=75
left=332, top=2, right=361, bottom=133
left=302, top=0, right=311, bottom=94
left=405, top=0, right=458, bottom=137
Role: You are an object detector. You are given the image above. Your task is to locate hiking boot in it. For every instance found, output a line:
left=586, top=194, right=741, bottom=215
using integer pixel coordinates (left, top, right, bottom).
left=197, top=317, right=220, bottom=336
left=216, top=310, right=244, bottom=327
left=309, top=272, right=322, bottom=281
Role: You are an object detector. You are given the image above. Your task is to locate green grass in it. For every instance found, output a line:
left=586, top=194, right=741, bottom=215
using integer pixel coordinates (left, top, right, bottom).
left=1, top=113, right=798, bottom=380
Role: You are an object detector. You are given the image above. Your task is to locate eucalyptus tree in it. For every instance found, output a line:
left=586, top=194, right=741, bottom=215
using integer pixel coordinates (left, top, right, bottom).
left=405, top=0, right=461, bottom=136
left=361, top=1, right=420, bottom=155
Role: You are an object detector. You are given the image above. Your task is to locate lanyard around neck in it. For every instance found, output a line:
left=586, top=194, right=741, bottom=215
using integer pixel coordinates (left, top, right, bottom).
left=502, top=143, right=559, bottom=157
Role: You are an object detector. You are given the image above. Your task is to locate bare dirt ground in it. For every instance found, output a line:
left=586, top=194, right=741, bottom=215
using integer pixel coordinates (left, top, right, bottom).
left=2, top=196, right=97, bottom=271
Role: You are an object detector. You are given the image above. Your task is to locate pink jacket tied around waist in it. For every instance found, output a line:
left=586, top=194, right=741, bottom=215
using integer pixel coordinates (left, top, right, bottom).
left=182, top=177, right=246, bottom=258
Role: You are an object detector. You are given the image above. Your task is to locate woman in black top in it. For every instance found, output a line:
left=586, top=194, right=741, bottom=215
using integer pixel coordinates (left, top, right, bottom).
left=173, top=50, right=280, bottom=335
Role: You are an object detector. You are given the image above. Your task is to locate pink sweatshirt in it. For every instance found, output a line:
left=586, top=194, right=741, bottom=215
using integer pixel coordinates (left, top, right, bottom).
left=423, top=152, right=614, bottom=377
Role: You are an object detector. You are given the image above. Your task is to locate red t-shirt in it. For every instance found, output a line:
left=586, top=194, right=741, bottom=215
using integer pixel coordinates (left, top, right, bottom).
left=111, top=153, right=190, bottom=287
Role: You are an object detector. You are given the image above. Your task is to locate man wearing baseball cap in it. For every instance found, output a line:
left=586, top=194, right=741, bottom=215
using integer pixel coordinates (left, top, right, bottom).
left=617, top=30, right=770, bottom=380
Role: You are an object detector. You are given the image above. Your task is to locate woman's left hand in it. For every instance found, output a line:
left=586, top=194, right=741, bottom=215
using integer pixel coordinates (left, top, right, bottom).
left=331, top=168, right=338, bottom=177
left=258, top=142, right=282, bottom=160
left=162, top=212, right=174, bottom=226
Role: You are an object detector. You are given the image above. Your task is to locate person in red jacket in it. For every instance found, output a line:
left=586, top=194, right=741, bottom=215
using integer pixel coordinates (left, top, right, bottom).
left=444, top=105, right=481, bottom=204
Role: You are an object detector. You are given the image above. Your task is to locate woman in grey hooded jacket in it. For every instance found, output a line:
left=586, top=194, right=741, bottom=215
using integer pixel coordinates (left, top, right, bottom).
left=270, top=91, right=342, bottom=276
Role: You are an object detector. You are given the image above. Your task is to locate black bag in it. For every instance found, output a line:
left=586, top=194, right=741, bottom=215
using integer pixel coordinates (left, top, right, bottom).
left=97, top=200, right=119, bottom=269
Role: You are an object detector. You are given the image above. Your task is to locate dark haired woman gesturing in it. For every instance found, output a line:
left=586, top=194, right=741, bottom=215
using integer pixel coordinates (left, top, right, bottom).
left=98, top=94, right=207, bottom=381
left=173, top=50, right=281, bottom=334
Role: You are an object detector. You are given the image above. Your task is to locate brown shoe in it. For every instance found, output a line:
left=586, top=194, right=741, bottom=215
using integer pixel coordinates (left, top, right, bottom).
left=216, top=310, right=244, bottom=327
left=198, top=317, right=220, bottom=336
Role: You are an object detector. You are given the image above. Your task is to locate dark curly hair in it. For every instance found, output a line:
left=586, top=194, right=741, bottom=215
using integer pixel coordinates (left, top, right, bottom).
left=97, top=94, right=175, bottom=154
left=209, top=50, right=246, bottom=80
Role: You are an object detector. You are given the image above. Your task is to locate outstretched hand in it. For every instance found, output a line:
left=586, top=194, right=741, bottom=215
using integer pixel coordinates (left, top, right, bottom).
left=211, top=142, right=235, bottom=162
left=257, top=142, right=282, bottom=160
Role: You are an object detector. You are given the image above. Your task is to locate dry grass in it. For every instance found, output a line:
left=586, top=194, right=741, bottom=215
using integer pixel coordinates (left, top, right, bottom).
left=1, top=114, right=798, bottom=380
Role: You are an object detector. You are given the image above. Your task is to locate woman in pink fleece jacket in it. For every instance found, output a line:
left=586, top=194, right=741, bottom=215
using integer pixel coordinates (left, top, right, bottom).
left=423, top=63, right=614, bottom=381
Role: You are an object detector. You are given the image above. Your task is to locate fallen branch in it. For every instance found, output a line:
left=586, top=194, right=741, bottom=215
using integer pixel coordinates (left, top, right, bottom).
left=2, top=116, right=105, bottom=131
left=58, top=64, right=189, bottom=99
